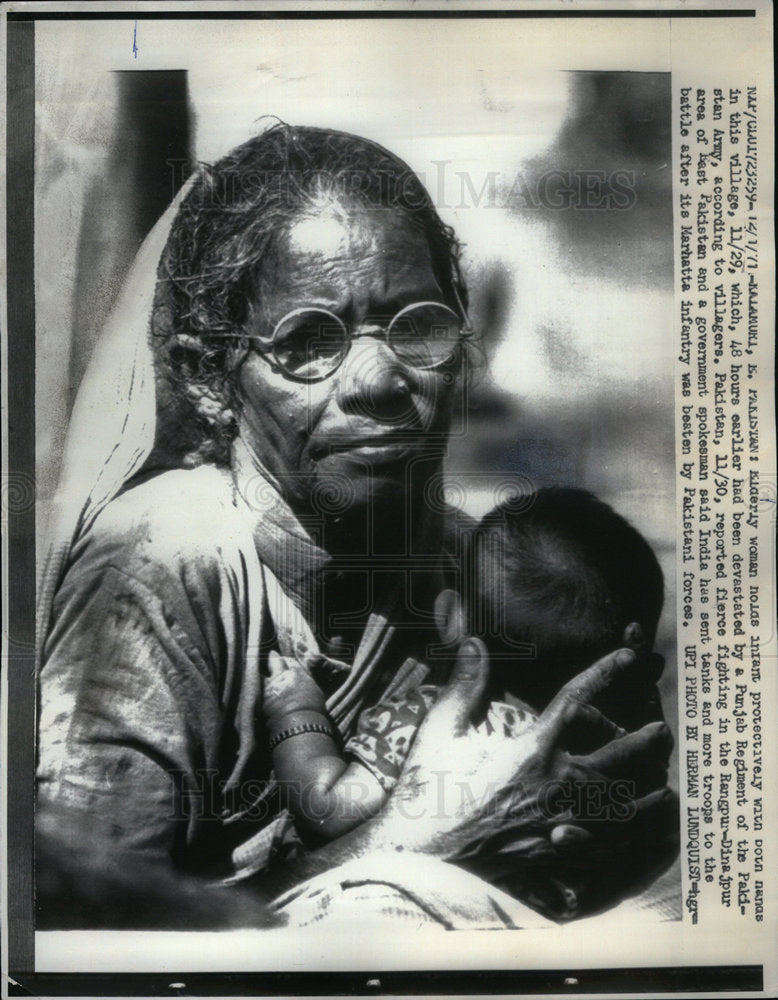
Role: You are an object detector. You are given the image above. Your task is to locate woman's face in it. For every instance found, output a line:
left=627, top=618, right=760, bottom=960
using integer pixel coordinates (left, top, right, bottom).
left=236, top=198, right=459, bottom=514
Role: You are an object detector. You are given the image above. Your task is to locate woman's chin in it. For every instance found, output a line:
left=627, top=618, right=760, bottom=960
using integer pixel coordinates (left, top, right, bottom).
left=306, top=448, right=445, bottom=529
left=312, top=464, right=405, bottom=516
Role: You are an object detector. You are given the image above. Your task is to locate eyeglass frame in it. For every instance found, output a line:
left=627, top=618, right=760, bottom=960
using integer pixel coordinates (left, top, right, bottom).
left=242, top=293, right=474, bottom=384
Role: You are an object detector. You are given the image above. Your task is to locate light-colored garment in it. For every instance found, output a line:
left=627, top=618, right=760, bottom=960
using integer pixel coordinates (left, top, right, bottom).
left=270, top=852, right=681, bottom=930
left=40, top=464, right=287, bottom=877
left=271, top=852, right=557, bottom=930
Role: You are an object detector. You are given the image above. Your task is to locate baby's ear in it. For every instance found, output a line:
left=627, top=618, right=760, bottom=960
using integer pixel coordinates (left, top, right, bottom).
left=434, top=589, right=467, bottom=646
left=622, top=621, right=647, bottom=652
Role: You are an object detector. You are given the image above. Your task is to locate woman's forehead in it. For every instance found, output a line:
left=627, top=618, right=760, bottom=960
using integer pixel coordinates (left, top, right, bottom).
left=286, top=204, right=372, bottom=261
left=285, top=199, right=431, bottom=264
left=259, top=200, right=440, bottom=310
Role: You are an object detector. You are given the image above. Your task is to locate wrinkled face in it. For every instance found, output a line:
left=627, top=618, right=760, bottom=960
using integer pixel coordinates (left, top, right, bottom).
left=236, top=199, right=459, bottom=514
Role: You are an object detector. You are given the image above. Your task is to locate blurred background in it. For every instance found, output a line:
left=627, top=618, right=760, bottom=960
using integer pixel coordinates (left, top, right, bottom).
left=34, top=18, right=676, bottom=759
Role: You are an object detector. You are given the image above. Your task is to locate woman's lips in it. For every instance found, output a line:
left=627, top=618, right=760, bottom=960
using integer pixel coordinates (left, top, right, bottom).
left=316, top=434, right=423, bottom=463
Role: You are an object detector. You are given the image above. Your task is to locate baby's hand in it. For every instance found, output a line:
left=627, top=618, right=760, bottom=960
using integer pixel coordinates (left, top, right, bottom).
left=262, top=650, right=328, bottom=728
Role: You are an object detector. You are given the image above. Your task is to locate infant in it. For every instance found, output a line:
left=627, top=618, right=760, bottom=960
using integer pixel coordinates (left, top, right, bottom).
left=261, top=487, right=664, bottom=840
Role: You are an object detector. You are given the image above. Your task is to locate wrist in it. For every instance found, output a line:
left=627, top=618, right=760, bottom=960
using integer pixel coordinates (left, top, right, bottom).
left=265, top=708, right=334, bottom=739
left=269, top=719, right=337, bottom=752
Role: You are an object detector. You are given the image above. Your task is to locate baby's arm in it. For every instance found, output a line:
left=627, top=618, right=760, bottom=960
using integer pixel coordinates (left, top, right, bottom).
left=263, top=652, right=387, bottom=838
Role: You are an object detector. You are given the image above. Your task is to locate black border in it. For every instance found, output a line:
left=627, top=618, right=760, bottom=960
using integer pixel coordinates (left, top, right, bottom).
left=6, top=14, right=37, bottom=978
left=6, top=8, right=758, bottom=18
left=7, top=966, right=766, bottom=997
left=1, top=4, right=763, bottom=996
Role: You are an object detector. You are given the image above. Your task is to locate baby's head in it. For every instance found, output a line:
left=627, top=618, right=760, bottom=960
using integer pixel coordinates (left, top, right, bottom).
left=472, top=487, right=664, bottom=711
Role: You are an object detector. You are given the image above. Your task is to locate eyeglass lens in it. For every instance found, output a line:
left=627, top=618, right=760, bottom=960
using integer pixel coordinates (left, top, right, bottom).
left=272, top=309, right=346, bottom=381
left=271, top=303, right=462, bottom=381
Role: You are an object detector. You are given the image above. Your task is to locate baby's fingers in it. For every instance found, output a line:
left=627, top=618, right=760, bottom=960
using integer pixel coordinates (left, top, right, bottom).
left=268, top=650, right=293, bottom=676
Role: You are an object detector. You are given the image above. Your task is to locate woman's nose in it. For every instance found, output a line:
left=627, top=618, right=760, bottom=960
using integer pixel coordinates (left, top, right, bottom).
left=336, top=335, right=418, bottom=422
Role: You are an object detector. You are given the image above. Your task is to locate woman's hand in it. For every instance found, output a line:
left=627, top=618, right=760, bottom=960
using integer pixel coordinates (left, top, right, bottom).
left=370, top=636, right=677, bottom=917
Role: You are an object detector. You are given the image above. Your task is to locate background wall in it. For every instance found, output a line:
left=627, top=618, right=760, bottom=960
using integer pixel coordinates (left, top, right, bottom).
left=34, top=16, right=676, bottom=745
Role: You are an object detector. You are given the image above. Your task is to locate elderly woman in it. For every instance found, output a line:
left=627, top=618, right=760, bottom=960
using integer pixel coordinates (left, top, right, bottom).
left=37, top=124, right=676, bottom=929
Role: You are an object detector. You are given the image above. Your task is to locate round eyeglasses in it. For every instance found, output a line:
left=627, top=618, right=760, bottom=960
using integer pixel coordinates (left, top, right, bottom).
left=248, top=301, right=467, bottom=383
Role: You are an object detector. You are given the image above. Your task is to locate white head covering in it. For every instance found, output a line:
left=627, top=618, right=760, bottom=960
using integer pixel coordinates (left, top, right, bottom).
left=37, top=178, right=196, bottom=662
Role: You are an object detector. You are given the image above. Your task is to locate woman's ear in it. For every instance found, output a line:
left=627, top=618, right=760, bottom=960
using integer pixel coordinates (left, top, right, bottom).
left=166, top=333, right=237, bottom=431
left=168, top=332, right=210, bottom=377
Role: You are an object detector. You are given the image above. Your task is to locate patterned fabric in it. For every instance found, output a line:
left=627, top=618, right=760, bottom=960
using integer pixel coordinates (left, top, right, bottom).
left=346, top=686, right=536, bottom=792
left=478, top=700, right=536, bottom=738
left=345, top=686, right=438, bottom=790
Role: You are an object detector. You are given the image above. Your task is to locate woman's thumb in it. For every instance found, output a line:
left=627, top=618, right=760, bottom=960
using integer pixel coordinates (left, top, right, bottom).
left=431, top=637, right=490, bottom=737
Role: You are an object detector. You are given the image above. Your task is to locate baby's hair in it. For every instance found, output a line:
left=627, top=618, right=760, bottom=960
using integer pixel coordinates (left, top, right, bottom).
left=475, top=487, right=664, bottom=694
